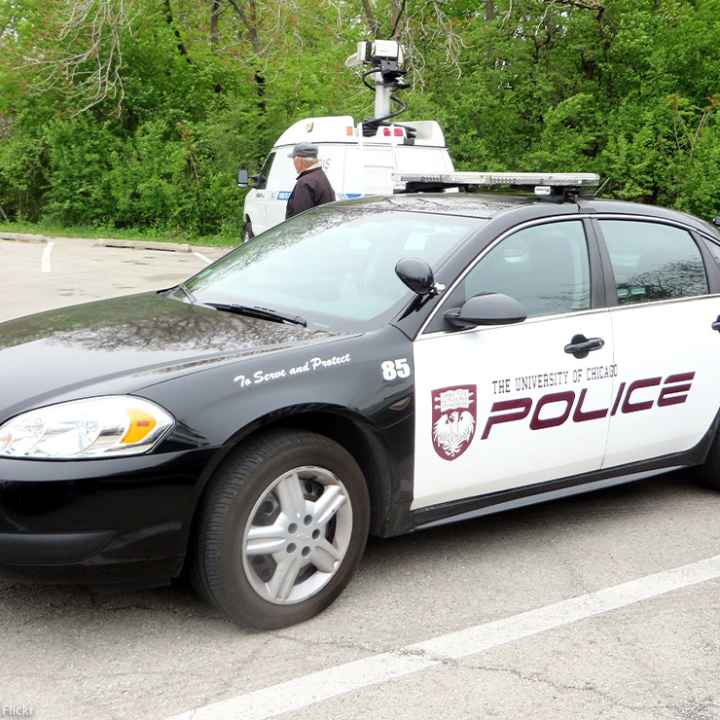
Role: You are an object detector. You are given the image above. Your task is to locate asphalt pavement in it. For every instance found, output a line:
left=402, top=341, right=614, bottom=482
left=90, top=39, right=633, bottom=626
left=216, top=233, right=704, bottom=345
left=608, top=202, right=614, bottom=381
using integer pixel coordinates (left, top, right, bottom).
left=1, top=236, right=719, bottom=720
left=0, top=235, right=228, bottom=322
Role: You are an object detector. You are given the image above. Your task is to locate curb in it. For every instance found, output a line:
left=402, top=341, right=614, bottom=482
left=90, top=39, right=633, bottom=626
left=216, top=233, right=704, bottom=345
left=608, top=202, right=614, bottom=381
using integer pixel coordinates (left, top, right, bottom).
left=92, top=239, right=192, bottom=253
left=0, top=232, right=49, bottom=244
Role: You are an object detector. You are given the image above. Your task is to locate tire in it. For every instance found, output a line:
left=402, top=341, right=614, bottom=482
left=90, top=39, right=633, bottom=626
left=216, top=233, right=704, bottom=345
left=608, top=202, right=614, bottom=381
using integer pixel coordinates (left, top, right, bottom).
left=192, top=430, right=370, bottom=629
left=697, top=429, right=720, bottom=490
left=243, top=219, right=254, bottom=243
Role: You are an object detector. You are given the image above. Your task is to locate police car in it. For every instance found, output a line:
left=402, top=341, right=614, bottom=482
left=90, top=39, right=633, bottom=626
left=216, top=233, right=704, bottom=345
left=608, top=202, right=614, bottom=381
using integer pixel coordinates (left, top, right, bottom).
left=1, top=172, right=720, bottom=629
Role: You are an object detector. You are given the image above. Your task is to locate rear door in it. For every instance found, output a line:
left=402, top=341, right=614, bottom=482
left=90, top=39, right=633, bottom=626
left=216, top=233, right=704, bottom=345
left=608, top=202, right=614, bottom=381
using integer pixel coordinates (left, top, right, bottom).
left=358, top=146, right=395, bottom=196
left=395, top=146, right=454, bottom=174
left=412, top=219, right=615, bottom=510
left=597, top=219, right=720, bottom=467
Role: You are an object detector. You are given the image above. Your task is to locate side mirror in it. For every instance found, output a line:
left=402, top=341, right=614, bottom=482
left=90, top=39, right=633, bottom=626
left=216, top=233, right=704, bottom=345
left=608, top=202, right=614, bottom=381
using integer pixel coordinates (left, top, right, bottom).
left=395, top=258, right=436, bottom=296
left=445, top=293, right=527, bottom=329
left=237, top=168, right=249, bottom=188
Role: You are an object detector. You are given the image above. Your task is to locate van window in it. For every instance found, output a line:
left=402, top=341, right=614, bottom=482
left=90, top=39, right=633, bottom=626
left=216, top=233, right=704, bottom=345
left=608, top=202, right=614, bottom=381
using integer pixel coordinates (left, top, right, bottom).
left=255, top=152, right=275, bottom=190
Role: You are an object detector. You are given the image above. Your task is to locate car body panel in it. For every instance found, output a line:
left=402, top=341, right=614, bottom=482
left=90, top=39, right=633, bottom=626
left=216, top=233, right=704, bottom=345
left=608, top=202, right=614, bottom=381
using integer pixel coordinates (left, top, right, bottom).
left=603, top=297, right=720, bottom=467
left=0, top=293, right=342, bottom=423
left=412, top=311, right=615, bottom=509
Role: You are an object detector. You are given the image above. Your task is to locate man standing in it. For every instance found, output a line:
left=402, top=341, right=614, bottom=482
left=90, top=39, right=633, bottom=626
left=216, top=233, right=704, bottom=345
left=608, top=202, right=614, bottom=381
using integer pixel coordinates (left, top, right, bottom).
left=285, top=143, right=336, bottom=220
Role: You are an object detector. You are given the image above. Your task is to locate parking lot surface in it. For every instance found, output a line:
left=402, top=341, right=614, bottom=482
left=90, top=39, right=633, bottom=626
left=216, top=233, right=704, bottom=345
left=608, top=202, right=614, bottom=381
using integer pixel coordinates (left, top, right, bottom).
left=0, top=236, right=227, bottom=323
left=1, top=237, right=719, bottom=720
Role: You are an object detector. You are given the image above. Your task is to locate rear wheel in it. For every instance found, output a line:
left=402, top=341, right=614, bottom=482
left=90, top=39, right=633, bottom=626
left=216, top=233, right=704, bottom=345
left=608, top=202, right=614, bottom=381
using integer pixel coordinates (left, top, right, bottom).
left=697, top=427, right=720, bottom=490
left=192, top=430, right=369, bottom=629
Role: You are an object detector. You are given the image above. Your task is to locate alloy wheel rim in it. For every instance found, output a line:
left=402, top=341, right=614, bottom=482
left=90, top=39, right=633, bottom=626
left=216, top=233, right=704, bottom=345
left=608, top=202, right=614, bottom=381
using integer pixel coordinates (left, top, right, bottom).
left=241, top=466, right=353, bottom=605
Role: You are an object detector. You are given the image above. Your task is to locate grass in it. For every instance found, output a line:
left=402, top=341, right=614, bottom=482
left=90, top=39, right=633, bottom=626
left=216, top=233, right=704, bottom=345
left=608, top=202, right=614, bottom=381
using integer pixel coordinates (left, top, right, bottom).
left=0, top=221, right=238, bottom=247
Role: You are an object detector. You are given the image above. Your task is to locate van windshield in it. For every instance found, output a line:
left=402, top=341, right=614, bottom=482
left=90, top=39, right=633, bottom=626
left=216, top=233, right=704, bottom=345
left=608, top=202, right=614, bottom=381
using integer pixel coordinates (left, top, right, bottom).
left=185, top=207, right=482, bottom=330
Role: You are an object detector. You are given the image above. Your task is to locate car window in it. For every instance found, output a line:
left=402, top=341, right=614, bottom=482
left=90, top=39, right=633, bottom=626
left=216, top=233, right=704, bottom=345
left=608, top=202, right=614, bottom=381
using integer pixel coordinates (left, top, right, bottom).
left=708, top=240, right=720, bottom=267
left=186, top=208, right=482, bottom=330
left=432, top=221, right=591, bottom=329
left=600, top=221, right=708, bottom=305
left=255, top=152, right=275, bottom=190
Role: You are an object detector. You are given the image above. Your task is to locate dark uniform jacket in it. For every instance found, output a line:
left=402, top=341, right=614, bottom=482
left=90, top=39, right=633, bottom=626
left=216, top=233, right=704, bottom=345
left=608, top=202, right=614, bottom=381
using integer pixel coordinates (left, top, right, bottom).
left=285, top=166, right=336, bottom=219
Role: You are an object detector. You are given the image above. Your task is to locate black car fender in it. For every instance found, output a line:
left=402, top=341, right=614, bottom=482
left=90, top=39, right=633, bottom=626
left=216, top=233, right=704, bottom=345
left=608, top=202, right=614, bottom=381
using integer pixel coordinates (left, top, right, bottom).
left=136, top=327, right=416, bottom=543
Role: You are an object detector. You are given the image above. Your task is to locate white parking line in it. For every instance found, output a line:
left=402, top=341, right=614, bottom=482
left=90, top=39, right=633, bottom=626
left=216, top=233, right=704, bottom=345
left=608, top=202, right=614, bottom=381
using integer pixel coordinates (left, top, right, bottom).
left=41, top=241, right=55, bottom=273
left=192, top=251, right=213, bottom=265
left=168, top=552, right=720, bottom=720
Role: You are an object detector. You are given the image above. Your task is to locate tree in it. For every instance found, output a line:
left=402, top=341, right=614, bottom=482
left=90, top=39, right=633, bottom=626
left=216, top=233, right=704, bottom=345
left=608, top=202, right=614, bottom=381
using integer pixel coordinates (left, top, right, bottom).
left=2, top=0, right=720, bottom=235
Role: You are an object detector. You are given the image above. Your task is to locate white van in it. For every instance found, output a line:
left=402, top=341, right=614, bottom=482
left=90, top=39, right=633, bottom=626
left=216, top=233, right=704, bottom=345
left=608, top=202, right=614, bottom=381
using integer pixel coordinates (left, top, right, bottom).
left=240, top=115, right=455, bottom=240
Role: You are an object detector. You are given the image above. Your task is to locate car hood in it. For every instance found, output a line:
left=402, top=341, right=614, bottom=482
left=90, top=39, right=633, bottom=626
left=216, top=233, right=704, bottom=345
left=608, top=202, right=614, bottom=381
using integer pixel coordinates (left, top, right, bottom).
left=0, top=292, right=342, bottom=420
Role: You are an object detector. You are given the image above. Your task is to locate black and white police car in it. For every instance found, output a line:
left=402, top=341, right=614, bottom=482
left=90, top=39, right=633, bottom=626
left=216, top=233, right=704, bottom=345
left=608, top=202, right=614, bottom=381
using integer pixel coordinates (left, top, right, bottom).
left=1, top=172, right=720, bottom=629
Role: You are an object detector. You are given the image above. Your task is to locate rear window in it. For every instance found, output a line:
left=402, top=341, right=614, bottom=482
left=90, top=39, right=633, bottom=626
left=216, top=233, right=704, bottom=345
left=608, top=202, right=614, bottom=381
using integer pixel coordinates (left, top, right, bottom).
left=600, top=220, right=709, bottom=304
left=708, top=240, right=720, bottom=266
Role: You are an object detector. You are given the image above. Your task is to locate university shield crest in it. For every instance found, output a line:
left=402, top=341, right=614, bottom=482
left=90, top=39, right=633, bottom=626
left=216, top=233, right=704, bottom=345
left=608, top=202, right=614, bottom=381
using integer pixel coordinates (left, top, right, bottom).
left=431, top=385, right=477, bottom=461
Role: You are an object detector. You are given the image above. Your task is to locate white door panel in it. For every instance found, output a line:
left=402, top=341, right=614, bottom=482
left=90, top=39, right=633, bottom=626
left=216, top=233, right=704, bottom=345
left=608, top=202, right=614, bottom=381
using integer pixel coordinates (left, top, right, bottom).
left=264, top=151, right=295, bottom=232
left=603, top=298, right=720, bottom=467
left=598, top=218, right=720, bottom=467
left=244, top=189, right=268, bottom=235
left=412, top=313, right=615, bottom=510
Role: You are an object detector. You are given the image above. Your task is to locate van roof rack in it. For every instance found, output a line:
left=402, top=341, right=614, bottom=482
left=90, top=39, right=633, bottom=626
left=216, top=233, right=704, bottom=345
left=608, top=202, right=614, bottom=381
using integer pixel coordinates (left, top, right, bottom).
left=392, top=172, right=601, bottom=201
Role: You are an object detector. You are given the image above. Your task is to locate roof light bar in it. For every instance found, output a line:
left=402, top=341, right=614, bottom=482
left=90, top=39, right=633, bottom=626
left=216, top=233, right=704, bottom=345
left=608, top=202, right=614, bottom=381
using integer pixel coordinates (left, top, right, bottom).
left=393, top=172, right=601, bottom=196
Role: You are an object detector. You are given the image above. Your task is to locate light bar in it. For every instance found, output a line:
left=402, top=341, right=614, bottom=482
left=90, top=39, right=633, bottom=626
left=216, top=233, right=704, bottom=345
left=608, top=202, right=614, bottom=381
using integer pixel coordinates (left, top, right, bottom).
left=393, top=172, right=600, bottom=193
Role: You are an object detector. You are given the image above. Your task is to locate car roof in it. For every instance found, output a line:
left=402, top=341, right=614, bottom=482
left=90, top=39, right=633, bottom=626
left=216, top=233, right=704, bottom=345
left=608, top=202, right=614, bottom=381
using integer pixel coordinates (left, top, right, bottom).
left=338, top=192, right=526, bottom=218
left=338, top=193, right=720, bottom=239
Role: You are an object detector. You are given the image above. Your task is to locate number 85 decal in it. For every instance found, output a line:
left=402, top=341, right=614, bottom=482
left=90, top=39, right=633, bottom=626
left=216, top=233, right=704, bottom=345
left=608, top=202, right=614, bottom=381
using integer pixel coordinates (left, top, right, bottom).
left=381, top=358, right=411, bottom=381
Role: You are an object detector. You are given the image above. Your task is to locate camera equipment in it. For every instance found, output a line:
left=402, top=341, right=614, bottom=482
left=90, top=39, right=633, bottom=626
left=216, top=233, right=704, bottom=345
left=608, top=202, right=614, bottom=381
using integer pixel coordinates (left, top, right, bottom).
left=345, top=40, right=411, bottom=137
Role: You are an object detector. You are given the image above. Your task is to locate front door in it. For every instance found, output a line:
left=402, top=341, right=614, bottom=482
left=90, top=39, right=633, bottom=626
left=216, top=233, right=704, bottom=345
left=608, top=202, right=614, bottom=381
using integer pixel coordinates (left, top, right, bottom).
left=412, top=219, right=615, bottom=510
left=247, top=152, right=276, bottom=235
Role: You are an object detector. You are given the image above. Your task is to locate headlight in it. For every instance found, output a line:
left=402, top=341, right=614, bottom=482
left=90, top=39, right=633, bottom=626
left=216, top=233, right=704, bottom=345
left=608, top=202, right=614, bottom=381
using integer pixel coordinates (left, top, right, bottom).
left=0, top=396, right=174, bottom=459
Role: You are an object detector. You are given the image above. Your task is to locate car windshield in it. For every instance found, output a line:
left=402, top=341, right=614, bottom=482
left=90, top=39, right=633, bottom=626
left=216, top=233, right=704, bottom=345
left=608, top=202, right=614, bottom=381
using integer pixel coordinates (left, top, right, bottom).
left=185, top=207, right=482, bottom=330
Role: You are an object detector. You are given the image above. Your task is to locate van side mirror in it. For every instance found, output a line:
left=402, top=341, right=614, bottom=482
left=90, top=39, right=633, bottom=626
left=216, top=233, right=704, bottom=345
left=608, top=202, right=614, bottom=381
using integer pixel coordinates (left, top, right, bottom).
left=237, top=168, right=249, bottom=188
left=445, top=293, right=527, bottom=329
left=395, top=258, right=437, bottom=296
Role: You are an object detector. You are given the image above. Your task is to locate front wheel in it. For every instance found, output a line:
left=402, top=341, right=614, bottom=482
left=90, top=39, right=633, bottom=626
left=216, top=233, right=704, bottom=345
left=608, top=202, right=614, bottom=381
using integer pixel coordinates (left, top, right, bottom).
left=192, top=430, right=370, bottom=629
left=243, top=219, right=254, bottom=243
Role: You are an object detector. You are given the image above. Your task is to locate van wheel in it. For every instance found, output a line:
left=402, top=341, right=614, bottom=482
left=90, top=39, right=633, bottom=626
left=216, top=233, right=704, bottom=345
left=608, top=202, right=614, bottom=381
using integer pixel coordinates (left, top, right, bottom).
left=192, top=430, right=370, bottom=629
left=243, top=220, right=254, bottom=243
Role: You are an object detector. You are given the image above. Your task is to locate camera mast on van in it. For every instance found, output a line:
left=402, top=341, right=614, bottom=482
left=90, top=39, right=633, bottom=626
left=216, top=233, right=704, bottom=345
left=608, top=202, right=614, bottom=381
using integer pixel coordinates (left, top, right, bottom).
left=238, top=40, right=454, bottom=241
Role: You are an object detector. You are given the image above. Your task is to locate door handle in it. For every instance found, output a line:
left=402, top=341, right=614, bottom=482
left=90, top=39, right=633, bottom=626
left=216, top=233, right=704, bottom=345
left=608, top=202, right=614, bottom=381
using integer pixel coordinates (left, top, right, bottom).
left=564, top=334, right=605, bottom=359
left=713, top=316, right=720, bottom=333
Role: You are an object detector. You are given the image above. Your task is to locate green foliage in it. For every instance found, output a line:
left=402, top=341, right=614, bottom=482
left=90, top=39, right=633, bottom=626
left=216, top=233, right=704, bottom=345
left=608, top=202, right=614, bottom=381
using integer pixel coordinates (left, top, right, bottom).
left=2, top=0, right=720, bottom=236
